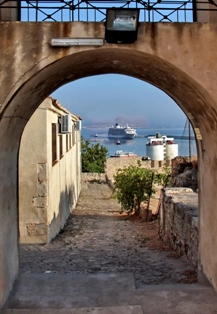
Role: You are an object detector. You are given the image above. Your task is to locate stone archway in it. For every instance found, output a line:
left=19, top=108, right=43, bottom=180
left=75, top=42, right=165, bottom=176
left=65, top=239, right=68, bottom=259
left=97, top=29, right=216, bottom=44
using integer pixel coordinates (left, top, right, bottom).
left=1, top=22, right=217, bottom=307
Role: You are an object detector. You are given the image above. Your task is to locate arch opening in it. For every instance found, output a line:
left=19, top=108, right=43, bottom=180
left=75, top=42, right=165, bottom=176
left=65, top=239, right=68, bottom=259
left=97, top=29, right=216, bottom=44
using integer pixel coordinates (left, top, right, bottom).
left=1, top=46, right=217, bottom=307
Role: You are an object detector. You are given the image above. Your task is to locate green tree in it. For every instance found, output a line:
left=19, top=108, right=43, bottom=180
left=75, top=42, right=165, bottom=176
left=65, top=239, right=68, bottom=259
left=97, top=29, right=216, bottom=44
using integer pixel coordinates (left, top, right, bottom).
left=155, top=165, right=171, bottom=188
left=81, top=137, right=108, bottom=173
left=113, top=161, right=156, bottom=215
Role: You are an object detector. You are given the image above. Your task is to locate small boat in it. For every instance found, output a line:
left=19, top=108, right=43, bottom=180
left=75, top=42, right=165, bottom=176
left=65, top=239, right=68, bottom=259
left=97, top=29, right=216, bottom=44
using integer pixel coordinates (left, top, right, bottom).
left=110, top=150, right=137, bottom=158
left=116, top=139, right=121, bottom=145
left=94, top=134, right=98, bottom=137
left=89, top=138, right=104, bottom=142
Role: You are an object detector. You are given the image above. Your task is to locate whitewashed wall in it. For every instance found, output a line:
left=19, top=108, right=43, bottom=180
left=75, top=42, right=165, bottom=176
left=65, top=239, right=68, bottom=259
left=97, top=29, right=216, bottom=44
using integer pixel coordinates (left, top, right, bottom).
left=19, top=97, right=81, bottom=244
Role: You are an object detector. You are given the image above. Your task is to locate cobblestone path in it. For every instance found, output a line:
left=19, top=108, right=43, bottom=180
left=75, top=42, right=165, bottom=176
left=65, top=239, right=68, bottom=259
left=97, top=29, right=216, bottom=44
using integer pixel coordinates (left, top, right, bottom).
left=19, top=182, right=197, bottom=288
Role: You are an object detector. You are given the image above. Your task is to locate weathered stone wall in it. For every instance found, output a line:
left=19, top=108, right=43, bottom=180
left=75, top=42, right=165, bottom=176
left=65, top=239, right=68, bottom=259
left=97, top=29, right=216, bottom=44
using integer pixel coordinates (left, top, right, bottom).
left=170, top=156, right=198, bottom=191
left=105, top=157, right=171, bottom=183
left=81, top=172, right=107, bottom=183
left=159, top=188, right=198, bottom=267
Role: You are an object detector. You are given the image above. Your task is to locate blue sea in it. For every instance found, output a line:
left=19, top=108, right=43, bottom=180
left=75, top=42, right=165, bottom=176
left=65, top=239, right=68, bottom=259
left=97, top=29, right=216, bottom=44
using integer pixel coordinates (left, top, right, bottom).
left=81, top=127, right=197, bottom=158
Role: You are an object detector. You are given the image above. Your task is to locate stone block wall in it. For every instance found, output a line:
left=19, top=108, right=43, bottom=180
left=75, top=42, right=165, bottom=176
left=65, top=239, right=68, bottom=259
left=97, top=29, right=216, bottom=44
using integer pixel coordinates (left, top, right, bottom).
left=159, top=187, right=198, bottom=267
left=81, top=173, right=107, bottom=183
left=105, top=157, right=170, bottom=183
left=170, top=156, right=198, bottom=191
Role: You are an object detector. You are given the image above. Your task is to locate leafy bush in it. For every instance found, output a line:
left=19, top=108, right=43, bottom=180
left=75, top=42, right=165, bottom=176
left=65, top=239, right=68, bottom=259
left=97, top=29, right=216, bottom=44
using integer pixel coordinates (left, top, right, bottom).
left=113, top=161, right=156, bottom=215
left=81, top=137, right=108, bottom=173
left=155, top=165, right=171, bottom=188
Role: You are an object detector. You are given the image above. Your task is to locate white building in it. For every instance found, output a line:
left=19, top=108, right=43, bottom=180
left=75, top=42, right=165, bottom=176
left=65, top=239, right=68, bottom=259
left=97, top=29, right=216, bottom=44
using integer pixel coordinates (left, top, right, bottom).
left=146, top=133, right=178, bottom=161
left=19, top=97, right=82, bottom=244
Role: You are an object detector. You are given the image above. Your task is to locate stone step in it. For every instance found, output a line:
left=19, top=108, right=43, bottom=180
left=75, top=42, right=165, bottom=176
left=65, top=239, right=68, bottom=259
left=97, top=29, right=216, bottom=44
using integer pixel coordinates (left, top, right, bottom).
left=3, top=273, right=136, bottom=309
left=1, top=305, right=144, bottom=314
left=2, top=273, right=217, bottom=313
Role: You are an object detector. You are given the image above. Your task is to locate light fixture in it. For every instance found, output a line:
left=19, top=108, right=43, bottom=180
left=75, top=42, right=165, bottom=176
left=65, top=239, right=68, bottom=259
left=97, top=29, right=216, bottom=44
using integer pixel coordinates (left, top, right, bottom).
left=105, top=8, right=140, bottom=44
left=50, top=38, right=104, bottom=47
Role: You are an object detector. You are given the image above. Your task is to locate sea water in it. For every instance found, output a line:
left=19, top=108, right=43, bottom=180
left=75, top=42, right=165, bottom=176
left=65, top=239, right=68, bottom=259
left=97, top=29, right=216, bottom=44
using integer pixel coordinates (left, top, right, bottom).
left=81, top=127, right=197, bottom=158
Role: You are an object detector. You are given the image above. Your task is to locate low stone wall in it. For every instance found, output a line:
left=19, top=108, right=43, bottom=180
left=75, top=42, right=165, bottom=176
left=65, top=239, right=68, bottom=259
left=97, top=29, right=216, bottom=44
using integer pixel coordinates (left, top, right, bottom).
left=81, top=172, right=107, bottom=183
left=105, top=157, right=170, bottom=183
left=81, top=158, right=170, bottom=185
left=159, top=187, right=198, bottom=267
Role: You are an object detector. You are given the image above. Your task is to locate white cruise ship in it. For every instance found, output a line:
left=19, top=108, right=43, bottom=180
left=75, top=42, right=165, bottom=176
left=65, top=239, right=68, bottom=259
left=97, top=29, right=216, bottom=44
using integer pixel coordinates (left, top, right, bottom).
left=108, top=123, right=137, bottom=139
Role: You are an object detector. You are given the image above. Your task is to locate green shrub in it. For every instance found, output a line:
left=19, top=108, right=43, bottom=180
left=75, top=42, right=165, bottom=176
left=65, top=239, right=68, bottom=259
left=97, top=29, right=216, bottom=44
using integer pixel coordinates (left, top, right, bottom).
left=81, top=137, right=108, bottom=173
left=113, top=161, right=155, bottom=215
left=155, top=165, right=171, bottom=188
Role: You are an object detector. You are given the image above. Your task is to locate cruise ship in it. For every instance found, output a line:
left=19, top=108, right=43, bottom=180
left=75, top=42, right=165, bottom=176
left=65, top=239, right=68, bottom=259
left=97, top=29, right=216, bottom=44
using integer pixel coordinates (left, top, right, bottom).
left=108, top=123, right=137, bottom=139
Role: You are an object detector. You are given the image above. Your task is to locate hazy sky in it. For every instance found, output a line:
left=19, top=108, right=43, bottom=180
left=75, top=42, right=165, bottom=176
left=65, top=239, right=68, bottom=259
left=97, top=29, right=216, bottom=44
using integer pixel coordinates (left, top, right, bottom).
left=51, top=74, right=186, bottom=128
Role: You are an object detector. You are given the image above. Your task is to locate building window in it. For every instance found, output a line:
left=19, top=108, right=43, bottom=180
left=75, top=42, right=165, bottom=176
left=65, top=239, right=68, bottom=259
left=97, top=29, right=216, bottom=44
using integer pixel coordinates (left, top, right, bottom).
left=52, top=123, right=58, bottom=165
left=69, top=133, right=72, bottom=149
left=72, top=129, right=75, bottom=146
left=66, top=134, right=69, bottom=151
left=59, top=135, right=63, bottom=158
left=70, top=133, right=73, bottom=149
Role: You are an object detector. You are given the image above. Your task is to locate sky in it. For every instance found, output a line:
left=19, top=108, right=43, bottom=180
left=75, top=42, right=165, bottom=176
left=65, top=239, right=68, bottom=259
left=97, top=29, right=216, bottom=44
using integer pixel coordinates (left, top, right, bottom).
left=51, top=74, right=186, bottom=128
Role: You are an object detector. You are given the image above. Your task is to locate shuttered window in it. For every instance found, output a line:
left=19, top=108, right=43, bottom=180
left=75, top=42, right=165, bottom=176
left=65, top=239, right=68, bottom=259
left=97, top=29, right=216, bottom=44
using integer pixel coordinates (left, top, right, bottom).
left=59, top=134, right=63, bottom=158
left=52, top=123, right=58, bottom=164
left=69, top=133, right=72, bottom=149
left=72, top=129, right=75, bottom=146
left=66, top=134, right=69, bottom=151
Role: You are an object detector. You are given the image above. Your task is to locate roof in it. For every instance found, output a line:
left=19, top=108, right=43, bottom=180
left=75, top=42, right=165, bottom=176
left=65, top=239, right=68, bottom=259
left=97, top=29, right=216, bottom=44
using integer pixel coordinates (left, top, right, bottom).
left=47, top=97, right=82, bottom=121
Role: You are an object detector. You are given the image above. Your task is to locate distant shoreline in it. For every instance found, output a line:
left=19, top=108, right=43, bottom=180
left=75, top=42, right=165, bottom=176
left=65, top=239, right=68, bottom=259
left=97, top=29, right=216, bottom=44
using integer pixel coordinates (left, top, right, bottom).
left=88, top=135, right=195, bottom=140
left=82, top=126, right=186, bottom=129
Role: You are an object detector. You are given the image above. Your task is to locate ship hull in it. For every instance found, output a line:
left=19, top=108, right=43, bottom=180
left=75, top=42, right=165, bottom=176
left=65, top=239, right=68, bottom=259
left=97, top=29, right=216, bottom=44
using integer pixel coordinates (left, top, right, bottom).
left=108, top=133, right=135, bottom=139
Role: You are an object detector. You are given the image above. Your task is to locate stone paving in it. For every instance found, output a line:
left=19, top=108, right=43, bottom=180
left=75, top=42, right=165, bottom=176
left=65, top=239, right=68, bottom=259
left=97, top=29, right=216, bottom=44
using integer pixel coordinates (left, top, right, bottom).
left=19, top=182, right=197, bottom=288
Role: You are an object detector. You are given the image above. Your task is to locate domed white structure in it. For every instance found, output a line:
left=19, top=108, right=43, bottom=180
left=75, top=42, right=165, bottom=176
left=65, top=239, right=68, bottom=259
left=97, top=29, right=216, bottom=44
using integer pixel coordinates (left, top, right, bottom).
left=165, top=139, right=178, bottom=160
left=146, top=140, right=164, bottom=160
left=146, top=132, right=178, bottom=161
